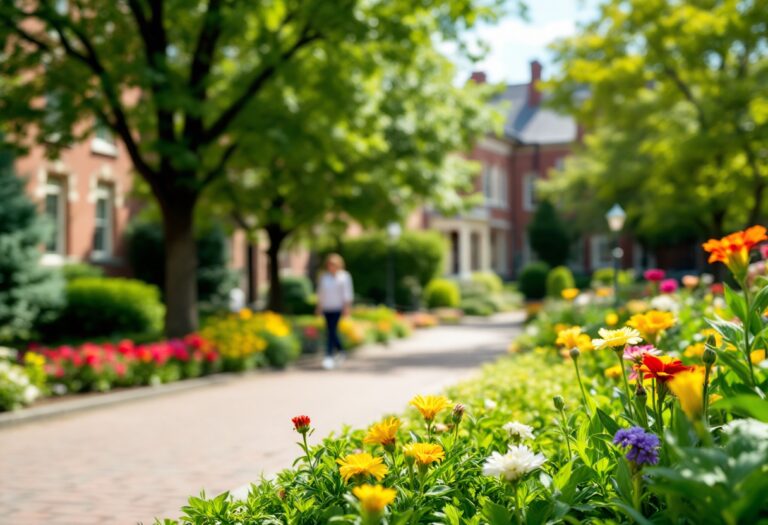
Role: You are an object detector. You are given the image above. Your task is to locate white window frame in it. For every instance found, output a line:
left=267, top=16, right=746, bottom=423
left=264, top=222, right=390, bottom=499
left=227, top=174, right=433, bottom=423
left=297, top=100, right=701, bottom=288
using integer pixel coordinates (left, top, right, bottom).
left=590, top=235, right=613, bottom=269
left=523, top=172, right=538, bottom=211
left=43, top=178, right=67, bottom=263
left=91, top=183, right=113, bottom=260
left=91, top=120, right=118, bottom=157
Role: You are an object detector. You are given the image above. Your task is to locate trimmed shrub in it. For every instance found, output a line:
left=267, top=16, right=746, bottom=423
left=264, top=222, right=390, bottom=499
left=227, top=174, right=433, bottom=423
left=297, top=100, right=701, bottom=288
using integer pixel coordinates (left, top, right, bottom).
left=470, top=271, right=504, bottom=294
left=527, top=200, right=571, bottom=267
left=44, top=278, right=164, bottom=340
left=61, top=263, right=104, bottom=282
left=423, top=279, right=460, bottom=308
left=321, top=231, right=445, bottom=308
left=277, top=276, right=315, bottom=315
left=460, top=297, right=495, bottom=316
left=518, top=262, right=550, bottom=300
left=264, top=333, right=300, bottom=368
left=546, top=266, right=576, bottom=298
left=591, top=268, right=635, bottom=287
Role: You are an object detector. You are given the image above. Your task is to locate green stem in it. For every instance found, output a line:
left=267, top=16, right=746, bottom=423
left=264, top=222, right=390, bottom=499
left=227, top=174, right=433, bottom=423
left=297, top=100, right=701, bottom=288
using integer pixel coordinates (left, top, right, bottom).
left=301, top=433, right=317, bottom=480
left=572, top=358, right=591, bottom=415
left=632, top=469, right=643, bottom=515
left=559, top=408, right=573, bottom=459
left=741, top=279, right=756, bottom=387
left=514, top=483, right=524, bottom=525
left=617, top=349, right=635, bottom=419
left=702, top=365, right=712, bottom=424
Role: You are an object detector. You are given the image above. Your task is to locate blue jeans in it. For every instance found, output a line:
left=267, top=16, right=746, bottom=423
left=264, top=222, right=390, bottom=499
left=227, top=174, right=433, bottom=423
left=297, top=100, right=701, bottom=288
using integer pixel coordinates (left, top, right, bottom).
left=323, top=311, right=344, bottom=357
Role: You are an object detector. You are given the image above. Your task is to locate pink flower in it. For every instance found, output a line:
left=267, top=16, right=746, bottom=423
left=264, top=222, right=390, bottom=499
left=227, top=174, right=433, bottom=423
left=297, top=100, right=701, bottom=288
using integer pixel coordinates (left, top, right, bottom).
left=659, top=279, right=678, bottom=294
left=623, top=345, right=661, bottom=365
left=114, top=362, right=127, bottom=377
left=643, top=268, right=666, bottom=282
left=761, top=244, right=768, bottom=260
left=681, top=275, right=699, bottom=289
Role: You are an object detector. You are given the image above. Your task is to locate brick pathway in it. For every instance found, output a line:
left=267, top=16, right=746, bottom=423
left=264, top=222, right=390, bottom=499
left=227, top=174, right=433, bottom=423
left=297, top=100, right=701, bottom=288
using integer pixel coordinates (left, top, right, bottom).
left=0, top=315, right=521, bottom=525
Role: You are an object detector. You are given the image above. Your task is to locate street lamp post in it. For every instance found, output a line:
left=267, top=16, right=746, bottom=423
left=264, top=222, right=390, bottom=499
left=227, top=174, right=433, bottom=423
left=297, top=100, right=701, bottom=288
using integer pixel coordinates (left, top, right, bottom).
left=386, top=222, right=402, bottom=309
left=605, top=204, right=627, bottom=306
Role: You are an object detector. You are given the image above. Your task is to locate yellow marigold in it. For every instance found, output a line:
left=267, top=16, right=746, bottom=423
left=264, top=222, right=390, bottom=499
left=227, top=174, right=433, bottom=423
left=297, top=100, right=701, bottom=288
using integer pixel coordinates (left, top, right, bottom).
left=751, top=349, right=766, bottom=364
left=668, top=369, right=705, bottom=422
left=352, top=484, right=396, bottom=514
left=684, top=343, right=705, bottom=360
left=363, top=417, right=400, bottom=448
left=605, top=312, right=619, bottom=326
left=591, top=327, right=642, bottom=350
left=409, top=395, right=451, bottom=422
left=596, top=287, right=613, bottom=298
left=23, top=352, right=45, bottom=367
left=604, top=365, right=623, bottom=380
left=239, top=308, right=253, bottom=320
left=555, top=327, right=593, bottom=351
left=561, top=288, right=579, bottom=301
left=403, top=442, right=445, bottom=466
left=626, top=310, right=675, bottom=341
left=337, top=453, right=389, bottom=483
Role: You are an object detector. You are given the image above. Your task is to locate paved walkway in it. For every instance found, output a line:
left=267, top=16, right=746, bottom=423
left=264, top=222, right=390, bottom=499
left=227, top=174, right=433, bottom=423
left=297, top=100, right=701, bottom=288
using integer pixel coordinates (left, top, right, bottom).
left=0, top=314, right=522, bottom=525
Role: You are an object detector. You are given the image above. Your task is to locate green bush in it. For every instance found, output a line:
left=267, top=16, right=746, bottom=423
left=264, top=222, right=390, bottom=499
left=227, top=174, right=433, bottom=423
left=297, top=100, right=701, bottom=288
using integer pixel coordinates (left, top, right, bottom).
left=264, top=333, right=300, bottom=368
left=470, top=271, right=503, bottom=293
left=61, top=263, right=104, bottom=282
left=518, top=262, right=550, bottom=300
left=423, top=279, right=460, bottom=308
left=44, top=278, right=164, bottom=340
left=546, top=265, right=576, bottom=298
left=277, top=276, right=315, bottom=315
left=527, top=200, right=570, bottom=267
left=126, top=220, right=239, bottom=310
left=460, top=297, right=495, bottom=316
left=591, top=267, right=635, bottom=287
left=323, top=231, right=445, bottom=308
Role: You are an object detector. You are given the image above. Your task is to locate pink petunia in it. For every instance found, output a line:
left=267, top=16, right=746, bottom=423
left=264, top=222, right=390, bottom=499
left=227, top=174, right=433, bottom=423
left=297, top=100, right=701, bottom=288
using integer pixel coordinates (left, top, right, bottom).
left=659, top=279, right=678, bottom=294
left=643, top=268, right=666, bottom=282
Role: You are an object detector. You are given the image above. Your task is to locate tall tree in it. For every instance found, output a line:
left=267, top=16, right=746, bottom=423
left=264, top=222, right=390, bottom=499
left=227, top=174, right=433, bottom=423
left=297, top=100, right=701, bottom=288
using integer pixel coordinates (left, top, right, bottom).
left=0, top=0, right=502, bottom=336
left=208, top=43, right=494, bottom=311
left=544, top=0, right=768, bottom=245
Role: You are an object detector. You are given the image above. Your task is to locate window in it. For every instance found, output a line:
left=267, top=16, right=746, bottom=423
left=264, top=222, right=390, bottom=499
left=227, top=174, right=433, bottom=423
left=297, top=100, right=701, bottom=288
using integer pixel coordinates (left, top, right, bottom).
left=590, top=235, right=613, bottom=269
left=92, top=183, right=113, bottom=258
left=495, top=165, right=508, bottom=205
left=91, top=119, right=118, bottom=156
left=523, top=173, right=538, bottom=211
left=492, top=230, right=507, bottom=275
left=470, top=231, right=481, bottom=271
left=482, top=164, right=492, bottom=202
left=44, top=179, right=66, bottom=255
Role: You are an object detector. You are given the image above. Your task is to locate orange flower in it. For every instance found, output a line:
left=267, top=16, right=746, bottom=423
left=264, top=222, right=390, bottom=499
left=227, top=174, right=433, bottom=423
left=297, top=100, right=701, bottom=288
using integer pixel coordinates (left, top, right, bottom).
left=702, top=225, right=767, bottom=279
left=638, top=354, right=693, bottom=383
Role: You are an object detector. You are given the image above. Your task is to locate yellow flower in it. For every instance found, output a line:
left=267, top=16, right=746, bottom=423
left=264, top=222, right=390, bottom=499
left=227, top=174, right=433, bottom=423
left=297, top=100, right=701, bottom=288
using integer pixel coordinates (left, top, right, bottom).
left=626, top=310, right=676, bottom=342
left=403, top=443, right=445, bottom=466
left=750, top=349, right=766, bottom=364
left=352, top=484, right=396, bottom=514
left=555, top=327, right=593, bottom=352
left=591, top=327, right=642, bottom=350
left=409, top=395, right=451, bottom=422
left=684, top=343, right=705, bottom=360
left=561, top=288, right=579, bottom=301
left=604, top=365, right=623, bottom=380
left=596, top=287, right=613, bottom=298
left=626, top=300, right=649, bottom=314
left=364, top=417, right=401, bottom=449
left=605, top=312, right=619, bottom=326
left=709, top=393, right=723, bottom=405
left=668, top=369, right=705, bottom=422
left=239, top=308, right=253, bottom=320
left=337, top=453, right=389, bottom=483
left=24, top=352, right=46, bottom=367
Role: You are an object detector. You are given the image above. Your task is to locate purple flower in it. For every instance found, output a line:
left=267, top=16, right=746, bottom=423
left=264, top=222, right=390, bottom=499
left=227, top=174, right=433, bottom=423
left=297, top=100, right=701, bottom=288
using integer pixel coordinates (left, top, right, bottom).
left=623, top=345, right=661, bottom=364
left=659, top=279, right=679, bottom=294
left=613, top=427, right=660, bottom=466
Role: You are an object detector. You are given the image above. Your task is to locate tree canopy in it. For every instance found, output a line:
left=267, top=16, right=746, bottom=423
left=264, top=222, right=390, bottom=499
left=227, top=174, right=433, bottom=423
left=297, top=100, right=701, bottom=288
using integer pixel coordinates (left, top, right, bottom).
left=0, top=0, right=506, bottom=334
left=544, top=0, right=768, bottom=246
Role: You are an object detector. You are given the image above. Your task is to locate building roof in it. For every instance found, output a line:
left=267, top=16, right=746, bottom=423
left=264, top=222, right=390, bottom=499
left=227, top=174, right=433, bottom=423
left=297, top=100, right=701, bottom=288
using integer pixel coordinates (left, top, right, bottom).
left=493, top=83, right=577, bottom=145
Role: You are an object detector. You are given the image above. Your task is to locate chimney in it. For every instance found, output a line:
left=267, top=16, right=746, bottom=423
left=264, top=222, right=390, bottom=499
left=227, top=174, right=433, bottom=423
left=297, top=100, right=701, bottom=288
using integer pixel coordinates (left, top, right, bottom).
left=528, top=60, right=542, bottom=106
left=470, top=71, right=487, bottom=84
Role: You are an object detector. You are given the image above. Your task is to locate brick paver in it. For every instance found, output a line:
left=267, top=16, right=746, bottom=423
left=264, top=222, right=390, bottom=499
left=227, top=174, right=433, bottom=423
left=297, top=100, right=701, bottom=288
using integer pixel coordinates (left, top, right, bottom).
left=0, top=315, right=521, bottom=525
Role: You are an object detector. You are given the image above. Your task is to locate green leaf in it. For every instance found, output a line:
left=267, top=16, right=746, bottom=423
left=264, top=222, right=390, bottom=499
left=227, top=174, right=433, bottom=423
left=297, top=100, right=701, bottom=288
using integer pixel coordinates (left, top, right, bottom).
left=481, top=500, right=512, bottom=525
left=596, top=407, right=620, bottom=436
left=714, top=395, right=768, bottom=421
left=724, top=283, right=748, bottom=323
left=440, top=504, right=463, bottom=525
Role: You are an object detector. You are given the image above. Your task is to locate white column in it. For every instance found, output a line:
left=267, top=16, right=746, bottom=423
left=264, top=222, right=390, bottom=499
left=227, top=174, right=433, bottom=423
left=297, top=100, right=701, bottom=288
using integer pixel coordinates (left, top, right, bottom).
left=459, top=224, right=471, bottom=277
left=480, top=227, right=492, bottom=272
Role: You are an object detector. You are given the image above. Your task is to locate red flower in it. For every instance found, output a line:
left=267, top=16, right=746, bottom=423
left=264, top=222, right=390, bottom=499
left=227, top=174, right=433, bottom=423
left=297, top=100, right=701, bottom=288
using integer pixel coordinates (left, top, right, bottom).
left=643, top=268, right=666, bottom=282
left=638, top=354, right=692, bottom=383
left=292, top=415, right=311, bottom=434
left=710, top=283, right=724, bottom=295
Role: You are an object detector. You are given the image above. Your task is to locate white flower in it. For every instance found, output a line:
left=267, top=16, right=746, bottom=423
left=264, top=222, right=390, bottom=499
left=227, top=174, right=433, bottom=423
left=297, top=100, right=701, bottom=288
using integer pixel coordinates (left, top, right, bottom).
left=502, top=421, right=535, bottom=441
left=591, top=327, right=642, bottom=350
left=650, top=294, right=680, bottom=313
left=23, top=385, right=39, bottom=404
left=482, top=444, right=546, bottom=482
left=484, top=398, right=497, bottom=410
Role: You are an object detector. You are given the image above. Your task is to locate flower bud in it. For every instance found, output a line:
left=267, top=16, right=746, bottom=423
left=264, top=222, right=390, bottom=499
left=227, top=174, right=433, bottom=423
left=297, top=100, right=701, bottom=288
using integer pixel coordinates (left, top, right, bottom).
left=569, top=347, right=580, bottom=360
left=703, top=336, right=717, bottom=366
left=635, top=382, right=647, bottom=401
left=452, top=403, right=465, bottom=424
left=553, top=395, right=565, bottom=411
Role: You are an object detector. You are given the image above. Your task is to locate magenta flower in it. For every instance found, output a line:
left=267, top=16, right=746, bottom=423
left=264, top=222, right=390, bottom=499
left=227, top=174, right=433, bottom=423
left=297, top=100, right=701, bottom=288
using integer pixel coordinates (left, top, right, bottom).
left=643, top=268, right=666, bottom=282
left=623, top=345, right=660, bottom=364
left=761, top=244, right=768, bottom=260
left=659, top=278, right=678, bottom=294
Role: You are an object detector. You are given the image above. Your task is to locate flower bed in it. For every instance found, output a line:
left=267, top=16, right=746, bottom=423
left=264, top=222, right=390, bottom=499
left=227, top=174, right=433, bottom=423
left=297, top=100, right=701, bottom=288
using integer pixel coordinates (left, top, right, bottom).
left=162, top=226, right=768, bottom=524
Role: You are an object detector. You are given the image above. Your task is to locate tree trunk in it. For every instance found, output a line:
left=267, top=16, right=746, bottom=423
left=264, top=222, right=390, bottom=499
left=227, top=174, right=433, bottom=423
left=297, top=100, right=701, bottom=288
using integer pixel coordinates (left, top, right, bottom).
left=160, top=195, right=198, bottom=337
left=266, top=224, right=288, bottom=312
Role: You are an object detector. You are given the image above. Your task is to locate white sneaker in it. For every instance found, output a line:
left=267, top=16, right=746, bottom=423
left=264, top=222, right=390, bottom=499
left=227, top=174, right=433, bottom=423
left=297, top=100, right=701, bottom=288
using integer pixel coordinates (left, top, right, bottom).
left=322, top=356, right=335, bottom=370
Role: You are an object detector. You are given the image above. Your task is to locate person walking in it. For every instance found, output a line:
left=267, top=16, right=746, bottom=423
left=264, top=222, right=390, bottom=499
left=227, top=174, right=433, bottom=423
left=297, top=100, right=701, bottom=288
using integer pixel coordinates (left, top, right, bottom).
left=316, top=253, right=354, bottom=370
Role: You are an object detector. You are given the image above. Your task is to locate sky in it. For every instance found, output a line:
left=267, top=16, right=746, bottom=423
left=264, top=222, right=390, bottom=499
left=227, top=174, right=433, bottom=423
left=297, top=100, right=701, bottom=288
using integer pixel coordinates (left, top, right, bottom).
left=444, top=0, right=602, bottom=84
